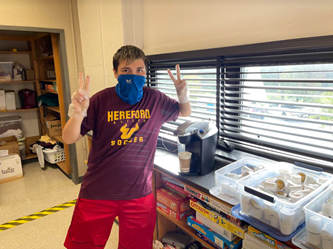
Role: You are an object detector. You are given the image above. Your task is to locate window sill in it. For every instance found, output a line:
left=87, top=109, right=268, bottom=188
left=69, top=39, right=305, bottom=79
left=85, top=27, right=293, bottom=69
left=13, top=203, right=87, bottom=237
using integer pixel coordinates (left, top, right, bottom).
left=158, top=133, right=333, bottom=174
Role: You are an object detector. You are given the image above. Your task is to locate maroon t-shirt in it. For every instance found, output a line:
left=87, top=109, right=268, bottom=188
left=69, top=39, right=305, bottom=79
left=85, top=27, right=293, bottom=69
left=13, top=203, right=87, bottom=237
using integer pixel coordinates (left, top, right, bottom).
left=79, top=87, right=179, bottom=200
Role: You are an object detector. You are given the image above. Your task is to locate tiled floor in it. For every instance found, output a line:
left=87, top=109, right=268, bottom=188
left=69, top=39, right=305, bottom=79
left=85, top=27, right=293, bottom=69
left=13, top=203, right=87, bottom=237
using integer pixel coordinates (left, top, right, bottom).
left=0, top=160, right=119, bottom=249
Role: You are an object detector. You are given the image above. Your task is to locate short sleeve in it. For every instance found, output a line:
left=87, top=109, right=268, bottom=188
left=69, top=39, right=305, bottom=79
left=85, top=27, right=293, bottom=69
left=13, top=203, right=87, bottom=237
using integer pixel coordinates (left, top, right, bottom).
left=158, top=90, right=180, bottom=124
left=80, top=95, right=97, bottom=137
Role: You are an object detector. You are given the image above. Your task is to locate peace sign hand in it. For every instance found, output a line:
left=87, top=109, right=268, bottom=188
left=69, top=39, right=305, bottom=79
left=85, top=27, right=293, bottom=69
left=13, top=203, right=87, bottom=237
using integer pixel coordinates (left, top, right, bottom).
left=167, top=64, right=190, bottom=104
left=68, top=73, right=90, bottom=118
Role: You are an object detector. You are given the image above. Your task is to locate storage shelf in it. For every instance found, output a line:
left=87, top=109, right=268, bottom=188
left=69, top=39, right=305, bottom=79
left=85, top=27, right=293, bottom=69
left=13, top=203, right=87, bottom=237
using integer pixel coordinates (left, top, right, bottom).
left=0, top=80, right=36, bottom=84
left=39, top=79, right=56, bottom=82
left=0, top=108, right=38, bottom=113
left=53, top=136, right=64, bottom=144
left=156, top=209, right=214, bottom=249
left=23, top=153, right=38, bottom=160
left=47, top=106, right=60, bottom=113
left=56, top=161, right=67, bottom=172
left=41, top=90, right=58, bottom=94
left=0, top=51, right=32, bottom=54
left=35, top=55, right=53, bottom=60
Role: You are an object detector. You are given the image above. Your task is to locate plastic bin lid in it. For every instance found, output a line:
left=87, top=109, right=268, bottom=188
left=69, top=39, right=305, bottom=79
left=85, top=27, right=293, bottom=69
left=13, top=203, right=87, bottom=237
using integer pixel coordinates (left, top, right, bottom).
left=0, top=115, right=22, bottom=123
left=209, top=186, right=240, bottom=205
left=292, top=228, right=315, bottom=249
left=231, top=204, right=305, bottom=241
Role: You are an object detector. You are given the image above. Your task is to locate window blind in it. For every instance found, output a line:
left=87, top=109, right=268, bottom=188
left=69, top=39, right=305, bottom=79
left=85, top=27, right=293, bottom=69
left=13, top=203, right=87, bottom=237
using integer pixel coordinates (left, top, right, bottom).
left=220, top=50, right=333, bottom=161
left=147, top=58, right=219, bottom=136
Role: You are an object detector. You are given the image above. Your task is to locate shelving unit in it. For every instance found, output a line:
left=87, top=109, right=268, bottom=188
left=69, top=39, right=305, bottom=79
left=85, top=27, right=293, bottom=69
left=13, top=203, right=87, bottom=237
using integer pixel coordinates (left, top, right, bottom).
left=0, top=80, right=36, bottom=84
left=32, top=33, right=71, bottom=174
left=152, top=170, right=215, bottom=249
left=0, top=51, right=32, bottom=54
left=34, top=55, right=53, bottom=60
left=0, top=108, right=38, bottom=112
left=156, top=209, right=213, bottom=248
left=47, top=106, right=60, bottom=113
left=41, top=90, right=58, bottom=94
left=39, top=79, right=56, bottom=82
left=0, top=35, right=41, bottom=162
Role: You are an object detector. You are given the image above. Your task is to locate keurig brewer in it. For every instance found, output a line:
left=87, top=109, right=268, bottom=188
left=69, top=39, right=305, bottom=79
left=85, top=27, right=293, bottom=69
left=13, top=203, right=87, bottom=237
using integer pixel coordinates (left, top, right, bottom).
left=174, top=121, right=218, bottom=176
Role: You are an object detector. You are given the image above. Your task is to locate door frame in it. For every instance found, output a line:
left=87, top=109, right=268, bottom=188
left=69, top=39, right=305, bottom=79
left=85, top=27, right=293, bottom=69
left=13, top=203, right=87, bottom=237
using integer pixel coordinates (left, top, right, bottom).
left=0, top=25, right=80, bottom=184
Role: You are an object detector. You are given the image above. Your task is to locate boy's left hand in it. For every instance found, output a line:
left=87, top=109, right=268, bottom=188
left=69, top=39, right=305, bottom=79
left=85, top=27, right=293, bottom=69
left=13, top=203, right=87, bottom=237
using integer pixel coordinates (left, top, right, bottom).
left=167, top=64, right=189, bottom=104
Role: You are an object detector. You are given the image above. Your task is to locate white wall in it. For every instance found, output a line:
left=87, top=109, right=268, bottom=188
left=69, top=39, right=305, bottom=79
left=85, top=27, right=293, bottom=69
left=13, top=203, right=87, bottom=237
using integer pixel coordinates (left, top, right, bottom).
left=143, top=0, right=333, bottom=55
left=77, top=0, right=124, bottom=94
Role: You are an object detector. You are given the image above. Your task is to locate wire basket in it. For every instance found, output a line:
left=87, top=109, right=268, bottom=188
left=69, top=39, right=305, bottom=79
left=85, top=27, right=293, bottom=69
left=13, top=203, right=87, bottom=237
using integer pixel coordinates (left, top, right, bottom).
left=43, top=148, right=65, bottom=164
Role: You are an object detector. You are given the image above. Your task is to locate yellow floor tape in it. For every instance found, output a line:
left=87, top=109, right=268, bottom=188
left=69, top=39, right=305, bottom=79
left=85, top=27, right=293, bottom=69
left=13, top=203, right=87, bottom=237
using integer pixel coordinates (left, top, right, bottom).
left=0, top=199, right=77, bottom=232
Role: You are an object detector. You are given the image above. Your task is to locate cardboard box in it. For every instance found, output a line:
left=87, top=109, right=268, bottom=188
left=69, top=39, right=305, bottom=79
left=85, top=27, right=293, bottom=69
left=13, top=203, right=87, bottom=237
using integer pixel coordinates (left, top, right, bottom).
left=157, top=202, right=194, bottom=220
left=0, top=136, right=20, bottom=156
left=25, top=70, right=35, bottom=81
left=162, top=174, right=185, bottom=188
left=196, top=212, right=237, bottom=242
left=184, top=184, right=233, bottom=216
left=162, top=178, right=192, bottom=198
left=187, top=215, right=243, bottom=249
left=190, top=198, right=247, bottom=239
left=0, top=89, right=6, bottom=111
left=0, top=154, right=23, bottom=184
left=156, top=187, right=190, bottom=213
left=196, top=232, right=223, bottom=249
left=44, top=115, right=62, bottom=137
left=248, top=226, right=292, bottom=249
left=243, top=233, right=274, bottom=249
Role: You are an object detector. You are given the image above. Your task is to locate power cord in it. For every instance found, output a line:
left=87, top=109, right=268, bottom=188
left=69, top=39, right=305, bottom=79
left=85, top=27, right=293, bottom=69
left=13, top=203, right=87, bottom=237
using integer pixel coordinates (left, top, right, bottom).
left=156, top=136, right=178, bottom=155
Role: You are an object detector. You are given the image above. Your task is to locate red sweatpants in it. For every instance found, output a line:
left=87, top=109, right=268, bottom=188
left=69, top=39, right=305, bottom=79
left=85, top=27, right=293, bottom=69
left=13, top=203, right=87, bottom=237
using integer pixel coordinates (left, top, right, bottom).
left=64, top=193, right=156, bottom=249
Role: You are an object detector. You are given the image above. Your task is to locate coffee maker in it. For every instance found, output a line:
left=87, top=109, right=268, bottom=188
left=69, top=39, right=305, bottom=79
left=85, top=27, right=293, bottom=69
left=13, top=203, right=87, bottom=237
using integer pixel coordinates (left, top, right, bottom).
left=174, top=121, right=218, bottom=176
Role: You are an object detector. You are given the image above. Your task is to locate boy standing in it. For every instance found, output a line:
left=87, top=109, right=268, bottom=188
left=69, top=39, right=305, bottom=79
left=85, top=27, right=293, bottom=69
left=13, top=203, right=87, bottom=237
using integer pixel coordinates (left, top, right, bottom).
left=63, top=45, right=191, bottom=249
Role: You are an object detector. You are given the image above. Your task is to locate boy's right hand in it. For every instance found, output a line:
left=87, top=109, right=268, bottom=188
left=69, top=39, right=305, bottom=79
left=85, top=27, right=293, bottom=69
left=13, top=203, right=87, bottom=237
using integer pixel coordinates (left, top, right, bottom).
left=68, top=73, right=90, bottom=118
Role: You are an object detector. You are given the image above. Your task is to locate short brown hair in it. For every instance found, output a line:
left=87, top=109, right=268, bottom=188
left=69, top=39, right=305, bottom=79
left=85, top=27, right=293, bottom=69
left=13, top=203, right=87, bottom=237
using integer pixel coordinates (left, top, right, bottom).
left=113, top=45, right=147, bottom=72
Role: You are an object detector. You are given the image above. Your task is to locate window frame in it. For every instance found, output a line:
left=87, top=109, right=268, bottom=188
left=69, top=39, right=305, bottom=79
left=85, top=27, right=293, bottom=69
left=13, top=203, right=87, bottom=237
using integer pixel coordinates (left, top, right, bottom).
left=147, top=35, right=333, bottom=169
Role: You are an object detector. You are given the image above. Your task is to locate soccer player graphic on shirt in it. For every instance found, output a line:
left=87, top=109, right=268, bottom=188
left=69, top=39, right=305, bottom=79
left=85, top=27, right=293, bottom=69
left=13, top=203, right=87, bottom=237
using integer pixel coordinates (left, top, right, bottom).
left=62, top=45, right=191, bottom=249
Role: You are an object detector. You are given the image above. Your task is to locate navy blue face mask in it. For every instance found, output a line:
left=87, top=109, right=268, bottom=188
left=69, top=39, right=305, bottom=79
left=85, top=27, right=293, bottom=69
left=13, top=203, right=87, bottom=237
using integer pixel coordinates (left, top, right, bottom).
left=115, top=74, right=146, bottom=105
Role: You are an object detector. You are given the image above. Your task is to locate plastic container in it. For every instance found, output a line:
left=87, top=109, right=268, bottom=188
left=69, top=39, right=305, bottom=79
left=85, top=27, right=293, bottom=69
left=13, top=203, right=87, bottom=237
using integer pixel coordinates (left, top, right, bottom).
left=232, top=203, right=305, bottom=241
left=17, top=137, right=26, bottom=160
left=236, top=162, right=333, bottom=236
left=303, top=185, right=333, bottom=249
left=209, top=157, right=272, bottom=205
left=292, top=227, right=315, bottom=249
left=43, top=148, right=65, bottom=164
left=0, top=115, right=23, bottom=138
left=0, top=62, right=13, bottom=81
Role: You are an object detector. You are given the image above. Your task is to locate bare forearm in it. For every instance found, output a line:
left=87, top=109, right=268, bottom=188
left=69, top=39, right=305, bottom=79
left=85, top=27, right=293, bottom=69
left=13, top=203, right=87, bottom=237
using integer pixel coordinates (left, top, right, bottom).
left=179, top=101, right=191, bottom=117
left=62, top=117, right=84, bottom=144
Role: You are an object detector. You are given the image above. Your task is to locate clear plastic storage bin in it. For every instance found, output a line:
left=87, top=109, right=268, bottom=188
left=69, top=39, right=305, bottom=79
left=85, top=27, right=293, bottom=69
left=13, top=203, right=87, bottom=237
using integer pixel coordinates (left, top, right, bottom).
left=236, top=162, right=333, bottom=236
left=0, top=62, right=13, bottom=81
left=303, top=185, right=333, bottom=249
left=209, top=157, right=272, bottom=205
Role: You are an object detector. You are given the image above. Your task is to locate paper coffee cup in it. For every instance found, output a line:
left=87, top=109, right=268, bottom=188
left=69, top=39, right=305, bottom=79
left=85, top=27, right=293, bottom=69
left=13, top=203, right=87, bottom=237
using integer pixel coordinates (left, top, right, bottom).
left=178, top=151, right=192, bottom=172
